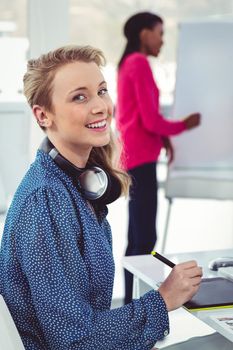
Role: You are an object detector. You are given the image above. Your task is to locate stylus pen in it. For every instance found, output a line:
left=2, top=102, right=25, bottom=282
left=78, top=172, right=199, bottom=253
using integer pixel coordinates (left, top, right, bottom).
left=151, top=251, right=176, bottom=268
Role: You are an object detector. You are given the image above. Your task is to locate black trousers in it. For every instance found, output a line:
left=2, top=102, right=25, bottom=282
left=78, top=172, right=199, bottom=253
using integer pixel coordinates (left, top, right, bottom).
left=124, top=162, right=158, bottom=304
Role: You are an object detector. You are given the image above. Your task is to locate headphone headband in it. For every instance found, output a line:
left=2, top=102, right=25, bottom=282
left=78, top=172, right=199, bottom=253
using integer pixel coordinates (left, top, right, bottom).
left=40, top=137, right=86, bottom=179
left=39, top=137, right=121, bottom=206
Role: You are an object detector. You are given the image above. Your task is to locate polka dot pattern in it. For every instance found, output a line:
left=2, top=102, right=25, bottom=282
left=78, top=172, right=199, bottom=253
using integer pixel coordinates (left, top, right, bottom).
left=0, top=150, right=169, bottom=349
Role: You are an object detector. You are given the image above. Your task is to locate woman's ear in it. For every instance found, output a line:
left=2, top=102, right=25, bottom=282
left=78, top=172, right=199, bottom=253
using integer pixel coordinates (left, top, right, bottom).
left=139, top=28, right=149, bottom=43
left=32, top=105, right=52, bottom=128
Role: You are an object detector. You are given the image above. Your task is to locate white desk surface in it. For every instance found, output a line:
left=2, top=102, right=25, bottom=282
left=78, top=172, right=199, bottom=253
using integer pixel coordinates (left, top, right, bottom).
left=154, top=307, right=215, bottom=349
left=122, top=249, right=233, bottom=288
left=122, top=249, right=233, bottom=347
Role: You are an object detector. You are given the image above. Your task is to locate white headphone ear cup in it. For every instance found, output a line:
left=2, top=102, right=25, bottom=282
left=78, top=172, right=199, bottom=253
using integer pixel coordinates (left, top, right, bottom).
left=39, top=137, right=121, bottom=205
left=78, top=167, right=108, bottom=200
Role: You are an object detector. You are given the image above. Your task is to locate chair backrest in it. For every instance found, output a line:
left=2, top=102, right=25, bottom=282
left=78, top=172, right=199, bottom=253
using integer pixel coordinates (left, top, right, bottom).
left=0, top=295, right=25, bottom=349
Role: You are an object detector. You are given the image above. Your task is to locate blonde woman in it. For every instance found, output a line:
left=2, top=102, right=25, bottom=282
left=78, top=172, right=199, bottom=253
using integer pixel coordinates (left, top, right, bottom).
left=0, top=45, right=202, bottom=349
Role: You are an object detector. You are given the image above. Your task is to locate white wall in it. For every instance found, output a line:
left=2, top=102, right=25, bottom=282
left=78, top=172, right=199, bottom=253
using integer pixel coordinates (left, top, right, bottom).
left=108, top=180, right=233, bottom=300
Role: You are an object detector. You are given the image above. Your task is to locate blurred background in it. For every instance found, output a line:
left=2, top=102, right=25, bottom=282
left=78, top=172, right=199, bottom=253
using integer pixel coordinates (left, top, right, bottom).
left=0, top=0, right=233, bottom=303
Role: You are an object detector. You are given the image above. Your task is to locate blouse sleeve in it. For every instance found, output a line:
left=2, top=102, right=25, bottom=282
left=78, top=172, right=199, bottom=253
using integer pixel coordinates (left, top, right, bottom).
left=15, top=186, right=169, bottom=350
left=128, top=54, right=186, bottom=136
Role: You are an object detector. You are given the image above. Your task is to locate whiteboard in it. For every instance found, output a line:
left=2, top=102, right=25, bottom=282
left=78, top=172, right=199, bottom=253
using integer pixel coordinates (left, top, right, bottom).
left=166, top=20, right=233, bottom=199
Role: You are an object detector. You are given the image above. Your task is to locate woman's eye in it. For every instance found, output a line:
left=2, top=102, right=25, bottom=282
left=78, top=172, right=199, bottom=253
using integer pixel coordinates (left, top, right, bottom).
left=73, top=94, right=86, bottom=102
left=98, top=88, right=108, bottom=96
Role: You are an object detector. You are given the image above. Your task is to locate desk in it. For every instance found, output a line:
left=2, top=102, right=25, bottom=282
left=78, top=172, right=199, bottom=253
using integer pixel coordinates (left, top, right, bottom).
left=122, top=249, right=233, bottom=347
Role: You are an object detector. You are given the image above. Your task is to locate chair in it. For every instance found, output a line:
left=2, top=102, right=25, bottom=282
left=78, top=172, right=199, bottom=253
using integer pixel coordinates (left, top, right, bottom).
left=0, top=295, right=25, bottom=349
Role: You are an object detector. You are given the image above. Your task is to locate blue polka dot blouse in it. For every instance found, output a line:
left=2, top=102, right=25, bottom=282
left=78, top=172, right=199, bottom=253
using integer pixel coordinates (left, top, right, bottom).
left=0, top=150, right=169, bottom=349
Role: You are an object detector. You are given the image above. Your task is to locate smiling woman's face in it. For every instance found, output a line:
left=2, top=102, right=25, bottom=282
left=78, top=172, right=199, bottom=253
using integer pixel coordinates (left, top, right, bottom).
left=43, top=60, right=113, bottom=162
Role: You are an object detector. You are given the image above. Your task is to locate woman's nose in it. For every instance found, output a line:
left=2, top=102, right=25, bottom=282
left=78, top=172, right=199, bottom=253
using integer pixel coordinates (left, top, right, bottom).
left=91, top=96, right=108, bottom=114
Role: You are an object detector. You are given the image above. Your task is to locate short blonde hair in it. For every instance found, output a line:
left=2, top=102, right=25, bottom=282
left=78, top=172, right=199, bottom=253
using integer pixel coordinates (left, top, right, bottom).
left=23, top=45, right=105, bottom=112
left=23, top=45, right=130, bottom=196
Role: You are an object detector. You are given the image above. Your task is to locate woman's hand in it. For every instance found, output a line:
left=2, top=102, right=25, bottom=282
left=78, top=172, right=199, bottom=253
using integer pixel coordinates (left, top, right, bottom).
left=162, top=137, right=174, bottom=164
left=183, top=113, right=201, bottom=129
left=158, top=260, right=202, bottom=311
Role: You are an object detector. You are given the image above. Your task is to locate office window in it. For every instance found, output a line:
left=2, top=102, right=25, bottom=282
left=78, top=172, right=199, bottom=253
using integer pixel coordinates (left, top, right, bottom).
left=69, top=0, right=233, bottom=104
left=0, top=0, right=28, bottom=97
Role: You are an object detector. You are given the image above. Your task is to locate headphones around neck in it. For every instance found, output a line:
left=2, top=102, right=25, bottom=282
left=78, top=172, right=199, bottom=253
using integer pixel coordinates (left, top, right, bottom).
left=39, top=137, right=121, bottom=206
